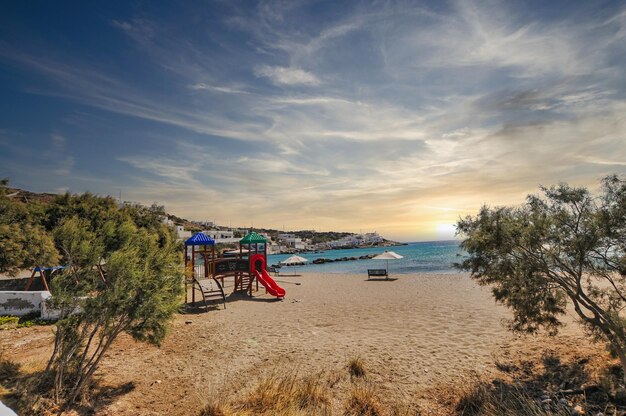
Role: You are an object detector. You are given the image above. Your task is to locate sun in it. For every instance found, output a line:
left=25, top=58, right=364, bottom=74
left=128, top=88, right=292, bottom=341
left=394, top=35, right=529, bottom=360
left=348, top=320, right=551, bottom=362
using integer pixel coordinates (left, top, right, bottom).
left=436, top=223, right=457, bottom=240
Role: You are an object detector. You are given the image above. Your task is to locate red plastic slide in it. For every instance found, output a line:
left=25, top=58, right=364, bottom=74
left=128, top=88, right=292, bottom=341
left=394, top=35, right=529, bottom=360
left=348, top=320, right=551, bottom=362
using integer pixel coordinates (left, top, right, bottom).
left=253, top=269, right=286, bottom=298
left=249, top=254, right=285, bottom=298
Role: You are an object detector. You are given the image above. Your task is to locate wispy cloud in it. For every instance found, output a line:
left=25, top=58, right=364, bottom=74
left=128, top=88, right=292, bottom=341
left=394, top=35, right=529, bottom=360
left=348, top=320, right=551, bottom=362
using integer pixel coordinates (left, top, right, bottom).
left=253, top=65, right=320, bottom=86
left=189, top=83, right=250, bottom=94
left=47, top=134, right=74, bottom=176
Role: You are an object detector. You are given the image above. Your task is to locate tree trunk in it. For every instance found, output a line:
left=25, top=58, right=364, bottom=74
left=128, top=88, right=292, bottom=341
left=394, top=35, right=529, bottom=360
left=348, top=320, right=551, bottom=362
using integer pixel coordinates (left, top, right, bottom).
left=68, top=323, right=126, bottom=405
left=613, top=341, right=626, bottom=384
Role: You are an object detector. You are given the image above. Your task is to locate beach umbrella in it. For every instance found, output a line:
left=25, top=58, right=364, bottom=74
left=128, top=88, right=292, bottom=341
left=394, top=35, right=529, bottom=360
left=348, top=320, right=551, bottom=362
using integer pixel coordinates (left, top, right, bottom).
left=372, top=251, right=404, bottom=275
left=224, top=248, right=251, bottom=256
left=280, top=255, right=309, bottom=275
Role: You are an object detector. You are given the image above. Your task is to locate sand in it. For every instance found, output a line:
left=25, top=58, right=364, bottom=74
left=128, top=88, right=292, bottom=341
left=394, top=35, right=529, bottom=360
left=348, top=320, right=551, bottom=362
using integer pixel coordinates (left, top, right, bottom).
left=0, top=272, right=588, bottom=415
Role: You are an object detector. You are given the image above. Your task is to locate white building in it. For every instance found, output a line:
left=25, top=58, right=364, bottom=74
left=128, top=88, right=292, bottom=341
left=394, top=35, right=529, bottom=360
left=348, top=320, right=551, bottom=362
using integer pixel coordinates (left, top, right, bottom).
left=175, top=225, right=191, bottom=241
left=203, top=229, right=240, bottom=244
left=363, top=232, right=384, bottom=244
left=277, top=233, right=306, bottom=250
left=266, top=239, right=284, bottom=255
left=327, top=232, right=384, bottom=248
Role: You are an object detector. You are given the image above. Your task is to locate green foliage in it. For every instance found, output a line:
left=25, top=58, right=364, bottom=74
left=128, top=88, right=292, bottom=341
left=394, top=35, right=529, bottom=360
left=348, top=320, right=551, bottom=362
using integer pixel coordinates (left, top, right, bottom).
left=47, top=217, right=183, bottom=405
left=0, top=180, right=184, bottom=407
left=0, top=315, right=19, bottom=329
left=0, top=180, right=178, bottom=276
left=54, top=217, right=103, bottom=270
left=0, top=181, right=59, bottom=275
left=0, top=222, right=59, bottom=276
left=456, top=204, right=568, bottom=335
left=43, top=192, right=123, bottom=232
left=0, top=313, right=54, bottom=330
left=457, top=175, right=626, bottom=378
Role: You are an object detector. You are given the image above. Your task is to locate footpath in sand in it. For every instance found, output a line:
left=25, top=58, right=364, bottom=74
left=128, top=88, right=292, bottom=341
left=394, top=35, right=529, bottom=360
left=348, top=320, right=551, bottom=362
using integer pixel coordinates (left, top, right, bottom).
left=0, top=272, right=587, bottom=415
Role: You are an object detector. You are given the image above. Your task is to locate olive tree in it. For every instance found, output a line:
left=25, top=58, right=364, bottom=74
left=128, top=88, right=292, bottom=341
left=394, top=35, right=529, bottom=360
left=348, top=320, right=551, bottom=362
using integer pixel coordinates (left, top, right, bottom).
left=456, top=175, right=626, bottom=378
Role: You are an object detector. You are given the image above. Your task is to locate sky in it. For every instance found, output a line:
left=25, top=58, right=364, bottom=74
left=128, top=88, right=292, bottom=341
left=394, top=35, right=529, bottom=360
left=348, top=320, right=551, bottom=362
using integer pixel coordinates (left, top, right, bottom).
left=0, top=0, right=625, bottom=242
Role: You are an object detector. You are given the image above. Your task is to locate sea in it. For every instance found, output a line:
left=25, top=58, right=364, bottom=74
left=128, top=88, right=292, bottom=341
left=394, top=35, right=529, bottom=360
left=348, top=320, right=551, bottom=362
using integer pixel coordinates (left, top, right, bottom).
left=267, top=240, right=465, bottom=274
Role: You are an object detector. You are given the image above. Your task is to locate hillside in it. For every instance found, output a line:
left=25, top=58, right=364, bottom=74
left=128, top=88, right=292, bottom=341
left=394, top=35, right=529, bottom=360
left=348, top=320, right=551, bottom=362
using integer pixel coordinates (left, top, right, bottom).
left=5, top=187, right=396, bottom=244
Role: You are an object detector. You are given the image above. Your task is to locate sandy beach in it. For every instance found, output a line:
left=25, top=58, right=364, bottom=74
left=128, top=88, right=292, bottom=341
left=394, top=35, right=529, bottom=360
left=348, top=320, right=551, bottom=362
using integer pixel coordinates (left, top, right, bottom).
left=1, top=272, right=589, bottom=415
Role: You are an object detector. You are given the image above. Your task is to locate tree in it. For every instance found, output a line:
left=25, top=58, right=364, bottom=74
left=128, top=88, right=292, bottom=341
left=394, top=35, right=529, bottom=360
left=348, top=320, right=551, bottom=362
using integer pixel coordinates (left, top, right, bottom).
left=46, top=217, right=183, bottom=405
left=0, top=185, right=183, bottom=407
left=456, top=175, right=626, bottom=379
left=0, top=180, right=59, bottom=275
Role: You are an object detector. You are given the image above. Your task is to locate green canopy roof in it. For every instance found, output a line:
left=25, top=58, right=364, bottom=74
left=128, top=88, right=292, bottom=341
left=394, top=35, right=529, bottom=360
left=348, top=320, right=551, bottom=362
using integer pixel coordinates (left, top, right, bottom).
left=240, top=231, right=267, bottom=244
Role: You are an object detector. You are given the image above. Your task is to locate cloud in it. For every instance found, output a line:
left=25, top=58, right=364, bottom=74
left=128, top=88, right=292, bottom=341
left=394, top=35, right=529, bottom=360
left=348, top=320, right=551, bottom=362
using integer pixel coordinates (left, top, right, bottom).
left=118, top=156, right=200, bottom=185
left=54, top=156, right=75, bottom=176
left=189, top=83, right=249, bottom=94
left=1, top=1, right=625, bottom=240
left=0, top=48, right=272, bottom=142
left=253, top=65, right=320, bottom=86
left=43, top=134, right=75, bottom=176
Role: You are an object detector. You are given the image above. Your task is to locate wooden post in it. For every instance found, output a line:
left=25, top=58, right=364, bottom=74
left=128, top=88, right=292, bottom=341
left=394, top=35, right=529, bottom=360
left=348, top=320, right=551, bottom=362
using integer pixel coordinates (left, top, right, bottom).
left=249, top=242, right=253, bottom=295
left=191, top=246, right=196, bottom=304
left=24, top=267, right=37, bottom=291
left=211, top=245, right=215, bottom=277
left=203, top=246, right=208, bottom=278
left=42, top=268, right=50, bottom=291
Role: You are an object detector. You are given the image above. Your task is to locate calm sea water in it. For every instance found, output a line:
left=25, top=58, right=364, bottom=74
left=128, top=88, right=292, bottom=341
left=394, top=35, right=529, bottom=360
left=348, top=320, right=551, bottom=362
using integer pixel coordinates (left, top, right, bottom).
left=267, top=240, right=465, bottom=274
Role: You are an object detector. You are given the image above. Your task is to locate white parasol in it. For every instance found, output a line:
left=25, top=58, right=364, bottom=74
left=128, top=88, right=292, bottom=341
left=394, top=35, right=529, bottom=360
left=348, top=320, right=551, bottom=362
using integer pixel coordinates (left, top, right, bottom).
left=372, top=250, right=403, bottom=275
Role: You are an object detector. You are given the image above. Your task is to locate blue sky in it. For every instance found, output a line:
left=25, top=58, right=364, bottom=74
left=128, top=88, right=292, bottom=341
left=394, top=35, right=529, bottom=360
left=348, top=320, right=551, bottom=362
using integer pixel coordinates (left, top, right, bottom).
left=1, top=0, right=625, bottom=241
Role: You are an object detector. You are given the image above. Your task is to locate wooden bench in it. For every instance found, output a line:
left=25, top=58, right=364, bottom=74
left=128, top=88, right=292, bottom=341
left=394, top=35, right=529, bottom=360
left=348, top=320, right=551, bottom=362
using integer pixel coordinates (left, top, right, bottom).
left=367, top=269, right=388, bottom=280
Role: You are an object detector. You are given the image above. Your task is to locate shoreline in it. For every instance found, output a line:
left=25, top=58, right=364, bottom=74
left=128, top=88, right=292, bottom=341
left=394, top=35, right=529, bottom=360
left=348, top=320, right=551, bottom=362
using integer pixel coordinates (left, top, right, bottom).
left=268, top=241, right=462, bottom=274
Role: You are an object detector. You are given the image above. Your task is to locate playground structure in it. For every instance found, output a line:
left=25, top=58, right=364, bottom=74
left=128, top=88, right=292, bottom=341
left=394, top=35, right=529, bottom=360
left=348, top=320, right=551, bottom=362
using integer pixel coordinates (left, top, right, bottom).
left=184, top=231, right=285, bottom=309
left=24, top=266, right=65, bottom=291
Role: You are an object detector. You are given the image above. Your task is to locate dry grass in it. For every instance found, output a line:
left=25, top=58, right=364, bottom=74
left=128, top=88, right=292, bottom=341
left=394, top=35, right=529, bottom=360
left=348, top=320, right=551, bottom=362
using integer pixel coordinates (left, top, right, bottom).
left=0, top=354, right=58, bottom=415
left=454, top=381, right=568, bottom=416
left=233, top=370, right=331, bottom=416
left=343, top=383, right=383, bottom=416
left=441, top=346, right=624, bottom=416
left=347, top=356, right=366, bottom=379
left=197, top=358, right=414, bottom=416
left=199, top=401, right=231, bottom=416
left=195, top=350, right=624, bottom=416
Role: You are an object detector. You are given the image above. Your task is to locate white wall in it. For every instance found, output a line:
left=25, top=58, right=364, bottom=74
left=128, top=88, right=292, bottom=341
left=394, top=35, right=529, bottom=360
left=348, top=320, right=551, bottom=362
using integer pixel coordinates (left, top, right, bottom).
left=0, top=291, right=76, bottom=320
left=0, top=401, right=18, bottom=416
left=0, top=291, right=50, bottom=317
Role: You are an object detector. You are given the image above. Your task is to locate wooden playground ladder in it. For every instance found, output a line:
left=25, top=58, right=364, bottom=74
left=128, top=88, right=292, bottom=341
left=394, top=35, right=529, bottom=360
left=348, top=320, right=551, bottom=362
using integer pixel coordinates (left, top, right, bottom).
left=235, top=273, right=257, bottom=295
left=195, top=277, right=226, bottom=309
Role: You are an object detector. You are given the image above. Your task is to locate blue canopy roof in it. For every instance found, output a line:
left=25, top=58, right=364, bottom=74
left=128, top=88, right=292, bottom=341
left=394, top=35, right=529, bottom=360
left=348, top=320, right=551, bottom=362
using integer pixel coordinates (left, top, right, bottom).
left=185, top=232, right=215, bottom=246
left=34, top=266, right=65, bottom=272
